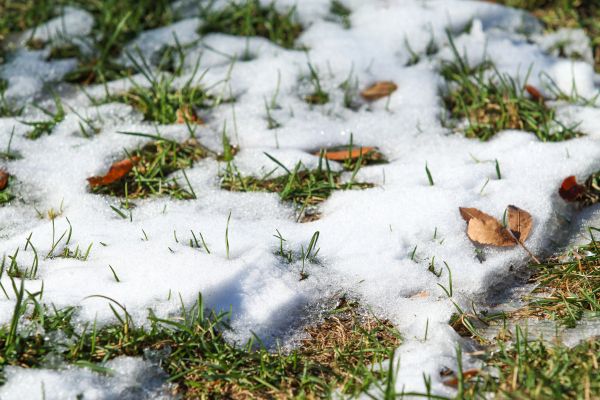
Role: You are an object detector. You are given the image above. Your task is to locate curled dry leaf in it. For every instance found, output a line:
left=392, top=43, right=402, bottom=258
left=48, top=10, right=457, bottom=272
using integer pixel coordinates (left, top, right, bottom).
left=525, top=84, right=544, bottom=102
left=459, top=206, right=533, bottom=247
left=316, top=146, right=378, bottom=161
left=360, top=81, right=397, bottom=101
left=0, top=170, right=8, bottom=191
left=507, top=205, right=532, bottom=242
left=87, top=156, right=140, bottom=187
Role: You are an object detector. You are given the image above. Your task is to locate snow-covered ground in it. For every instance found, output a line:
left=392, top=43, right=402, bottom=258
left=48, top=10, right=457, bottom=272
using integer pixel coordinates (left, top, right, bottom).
left=1, top=0, right=600, bottom=398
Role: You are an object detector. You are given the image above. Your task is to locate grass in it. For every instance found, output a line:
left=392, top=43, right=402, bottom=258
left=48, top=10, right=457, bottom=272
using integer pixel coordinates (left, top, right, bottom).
left=0, top=287, right=401, bottom=398
left=0, top=0, right=56, bottom=57
left=22, top=95, right=65, bottom=140
left=513, top=237, right=600, bottom=328
left=0, top=80, right=23, bottom=118
left=459, top=328, right=600, bottom=399
left=0, top=175, right=14, bottom=206
left=441, top=33, right=583, bottom=141
left=109, top=58, right=219, bottom=125
left=329, top=1, right=352, bottom=29
left=64, top=0, right=174, bottom=84
left=304, top=62, right=330, bottom=105
left=199, top=0, right=303, bottom=50
left=495, top=1, right=600, bottom=71
left=90, top=134, right=210, bottom=201
left=221, top=153, right=373, bottom=222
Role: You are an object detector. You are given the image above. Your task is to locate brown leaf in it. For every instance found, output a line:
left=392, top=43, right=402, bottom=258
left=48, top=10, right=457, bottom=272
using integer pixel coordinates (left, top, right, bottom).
left=525, top=84, right=544, bottom=102
left=459, top=207, right=516, bottom=247
left=176, top=105, right=204, bottom=125
left=443, top=369, right=480, bottom=387
left=0, top=170, right=8, bottom=191
left=360, top=81, right=397, bottom=101
left=87, top=156, right=140, bottom=187
left=459, top=207, right=489, bottom=223
left=317, top=146, right=377, bottom=161
left=507, top=205, right=532, bottom=242
left=558, top=175, right=586, bottom=202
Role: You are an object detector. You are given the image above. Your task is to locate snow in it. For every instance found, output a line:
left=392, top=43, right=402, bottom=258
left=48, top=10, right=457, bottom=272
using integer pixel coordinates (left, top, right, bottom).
left=1, top=0, right=600, bottom=397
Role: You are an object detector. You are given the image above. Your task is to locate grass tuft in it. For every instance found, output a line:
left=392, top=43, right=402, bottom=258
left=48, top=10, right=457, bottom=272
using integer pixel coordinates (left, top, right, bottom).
left=221, top=154, right=373, bottom=221
left=514, top=238, right=600, bottom=328
left=0, top=292, right=401, bottom=398
left=199, top=0, right=303, bottom=50
left=90, top=136, right=210, bottom=201
left=441, top=33, right=583, bottom=141
left=461, top=327, right=600, bottom=399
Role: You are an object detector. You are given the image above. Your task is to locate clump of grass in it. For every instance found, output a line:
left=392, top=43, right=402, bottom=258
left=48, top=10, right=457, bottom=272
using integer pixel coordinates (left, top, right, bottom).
left=441, top=34, right=583, bottom=141
left=329, top=0, right=352, bottom=29
left=221, top=154, right=373, bottom=221
left=64, top=0, right=174, bottom=84
left=0, top=175, right=14, bottom=206
left=0, top=290, right=401, bottom=398
left=304, top=62, right=330, bottom=105
left=0, top=0, right=56, bottom=54
left=0, top=80, right=23, bottom=118
left=199, top=0, right=303, bottom=49
left=460, top=327, right=600, bottom=399
left=22, top=95, right=65, bottom=140
left=109, top=57, right=219, bottom=125
left=497, top=1, right=600, bottom=71
left=514, top=238, right=600, bottom=328
left=90, top=134, right=210, bottom=200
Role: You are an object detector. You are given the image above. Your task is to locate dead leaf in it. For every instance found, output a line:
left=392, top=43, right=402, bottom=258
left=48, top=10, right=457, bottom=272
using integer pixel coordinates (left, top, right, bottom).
left=558, top=175, right=586, bottom=202
left=361, top=81, right=397, bottom=101
left=87, top=156, right=140, bottom=187
left=525, top=84, right=544, bottom=102
left=410, top=290, right=429, bottom=299
left=0, top=170, right=8, bottom=191
left=507, top=205, right=532, bottom=242
left=176, top=105, right=204, bottom=125
left=316, top=146, right=377, bottom=161
left=459, top=207, right=516, bottom=247
left=443, top=369, right=480, bottom=387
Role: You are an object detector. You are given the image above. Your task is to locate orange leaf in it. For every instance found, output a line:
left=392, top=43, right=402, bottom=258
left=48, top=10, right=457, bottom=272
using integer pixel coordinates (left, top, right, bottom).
left=0, top=170, right=8, bottom=191
left=87, top=156, right=140, bottom=187
left=361, top=81, right=397, bottom=101
left=558, top=175, right=586, bottom=202
left=525, top=84, right=544, bottom=102
left=317, top=147, right=377, bottom=161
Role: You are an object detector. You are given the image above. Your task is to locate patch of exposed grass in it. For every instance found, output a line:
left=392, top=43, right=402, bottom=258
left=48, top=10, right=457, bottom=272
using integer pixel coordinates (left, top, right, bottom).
left=495, top=1, right=600, bottom=71
left=441, top=34, right=583, bottom=142
left=513, top=237, right=600, bottom=328
left=64, top=0, right=174, bottom=84
left=0, top=0, right=56, bottom=54
left=0, top=80, right=23, bottom=118
left=329, top=1, right=352, bottom=29
left=0, top=287, right=401, bottom=398
left=22, top=95, right=65, bottom=140
left=108, top=59, right=220, bottom=125
left=459, top=328, right=600, bottom=399
left=90, top=135, right=210, bottom=201
left=221, top=154, right=373, bottom=221
left=304, top=62, right=330, bottom=105
left=199, top=0, right=303, bottom=50
left=0, top=175, right=14, bottom=206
